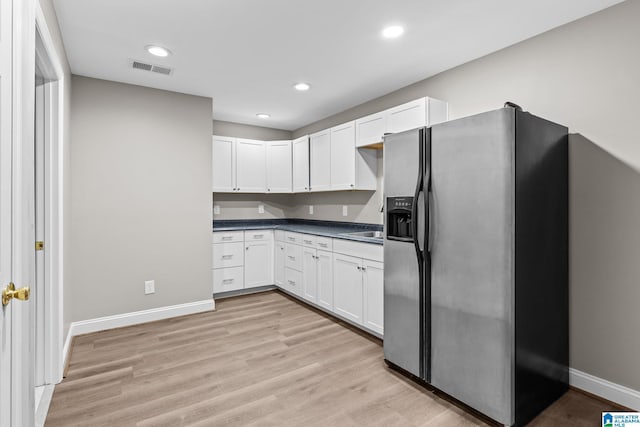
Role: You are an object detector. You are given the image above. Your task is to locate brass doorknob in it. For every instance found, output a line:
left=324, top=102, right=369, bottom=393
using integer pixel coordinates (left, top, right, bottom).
left=2, top=283, right=30, bottom=306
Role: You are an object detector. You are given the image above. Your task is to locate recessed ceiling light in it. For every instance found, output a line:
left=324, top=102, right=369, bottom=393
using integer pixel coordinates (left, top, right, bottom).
left=382, top=25, right=404, bottom=38
left=146, top=45, right=171, bottom=57
left=256, top=113, right=270, bottom=119
left=294, top=83, right=310, bottom=91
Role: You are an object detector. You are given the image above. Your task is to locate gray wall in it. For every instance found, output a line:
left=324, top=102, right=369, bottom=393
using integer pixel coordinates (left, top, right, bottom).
left=294, top=0, right=640, bottom=392
left=70, top=76, right=213, bottom=321
left=39, top=0, right=73, bottom=339
left=212, top=120, right=291, bottom=141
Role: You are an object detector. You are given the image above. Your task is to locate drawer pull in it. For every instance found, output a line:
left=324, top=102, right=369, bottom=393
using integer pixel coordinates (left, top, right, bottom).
left=222, top=236, right=233, bottom=240
left=253, top=234, right=264, bottom=238
left=287, top=280, right=296, bottom=285
left=318, top=243, right=327, bottom=247
left=288, top=256, right=295, bottom=260
left=304, top=240, right=312, bottom=244
left=221, top=254, right=234, bottom=259
left=288, top=237, right=295, bottom=241
left=222, top=278, right=234, bottom=283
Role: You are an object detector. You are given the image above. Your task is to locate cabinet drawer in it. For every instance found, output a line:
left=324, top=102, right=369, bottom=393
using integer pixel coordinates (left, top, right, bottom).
left=212, top=242, right=244, bottom=269
left=301, top=234, right=316, bottom=248
left=332, top=239, right=383, bottom=262
left=285, top=268, right=303, bottom=296
left=315, top=236, right=333, bottom=251
left=285, top=243, right=303, bottom=271
left=245, top=230, right=273, bottom=242
left=285, top=232, right=302, bottom=244
left=275, top=230, right=286, bottom=242
left=213, top=267, right=244, bottom=293
left=212, top=231, right=244, bottom=244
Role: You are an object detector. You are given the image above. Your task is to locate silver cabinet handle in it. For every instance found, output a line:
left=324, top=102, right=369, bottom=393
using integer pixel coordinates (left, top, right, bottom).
left=253, top=234, right=264, bottom=239
left=222, top=236, right=233, bottom=240
left=357, top=266, right=362, bottom=270
left=304, top=240, right=312, bottom=244
left=362, top=267, right=367, bottom=271
left=318, top=243, right=327, bottom=247
left=222, top=278, right=234, bottom=283
left=288, top=237, right=295, bottom=241
left=221, top=254, right=233, bottom=259
left=280, top=247, right=284, bottom=250
left=288, top=280, right=296, bottom=285
left=288, top=256, right=295, bottom=260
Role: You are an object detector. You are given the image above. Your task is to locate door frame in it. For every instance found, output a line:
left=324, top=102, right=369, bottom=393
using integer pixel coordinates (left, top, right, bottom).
left=34, top=1, right=66, bottom=386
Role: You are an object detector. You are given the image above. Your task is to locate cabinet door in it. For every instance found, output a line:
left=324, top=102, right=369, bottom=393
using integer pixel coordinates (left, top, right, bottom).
left=274, top=241, right=285, bottom=288
left=333, top=253, right=363, bottom=325
left=330, top=121, right=356, bottom=190
left=302, top=247, right=317, bottom=303
left=292, top=136, right=310, bottom=192
left=309, top=130, right=331, bottom=192
left=212, top=136, right=236, bottom=192
left=236, top=138, right=266, bottom=193
left=387, top=98, right=427, bottom=134
left=363, top=260, right=384, bottom=335
left=355, top=112, right=387, bottom=147
left=244, top=240, right=273, bottom=288
left=266, top=140, right=292, bottom=193
left=316, top=249, right=334, bottom=312
left=285, top=268, right=303, bottom=297
left=213, top=267, right=244, bottom=293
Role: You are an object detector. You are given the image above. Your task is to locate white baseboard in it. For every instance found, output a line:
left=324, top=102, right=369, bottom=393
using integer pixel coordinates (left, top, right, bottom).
left=570, top=368, right=640, bottom=410
left=62, top=299, right=214, bottom=370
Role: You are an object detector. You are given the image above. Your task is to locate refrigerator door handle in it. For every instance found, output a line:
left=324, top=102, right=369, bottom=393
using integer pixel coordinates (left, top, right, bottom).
left=427, top=189, right=434, bottom=253
left=412, top=143, right=424, bottom=266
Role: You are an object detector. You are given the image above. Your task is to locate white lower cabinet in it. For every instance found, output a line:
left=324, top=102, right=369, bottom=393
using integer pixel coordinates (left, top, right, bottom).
left=213, top=266, right=244, bottom=293
left=274, top=241, right=285, bottom=287
left=333, top=253, right=364, bottom=325
left=285, top=268, right=303, bottom=296
left=316, top=250, right=333, bottom=311
left=363, top=260, right=384, bottom=334
left=302, top=247, right=317, bottom=303
left=244, top=240, right=273, bottom=288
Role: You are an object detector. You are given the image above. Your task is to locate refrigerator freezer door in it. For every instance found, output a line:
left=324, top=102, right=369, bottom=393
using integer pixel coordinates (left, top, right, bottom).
left=430, top=109, right=515, bottom=425
left=383, top=128, right=424, bottom=378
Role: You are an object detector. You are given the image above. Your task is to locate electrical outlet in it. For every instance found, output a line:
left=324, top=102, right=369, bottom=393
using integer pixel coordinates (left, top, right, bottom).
left=258, top=204, right=265, bottom=214
left=342, top=205, right=348, bottom=217
left=145, top=280, right=155, bottom=295
left=309, top=205, right=314, bottom=215
left=213, top=205, right=220, bottom=215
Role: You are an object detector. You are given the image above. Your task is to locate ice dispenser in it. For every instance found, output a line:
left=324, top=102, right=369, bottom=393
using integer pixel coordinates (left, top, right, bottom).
left=386, top=196, right=413, bottom=241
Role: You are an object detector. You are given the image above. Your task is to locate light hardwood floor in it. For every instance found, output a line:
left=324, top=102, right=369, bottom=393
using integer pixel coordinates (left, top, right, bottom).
left=46, top=291, right=623, bottom=426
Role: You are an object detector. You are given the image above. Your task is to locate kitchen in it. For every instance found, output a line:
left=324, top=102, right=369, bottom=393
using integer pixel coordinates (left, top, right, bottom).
left=1, top=0, right=639, bottom=426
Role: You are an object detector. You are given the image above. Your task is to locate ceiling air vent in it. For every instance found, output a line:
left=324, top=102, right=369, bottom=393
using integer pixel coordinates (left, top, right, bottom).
left=130, top=60, right=173, bottom=76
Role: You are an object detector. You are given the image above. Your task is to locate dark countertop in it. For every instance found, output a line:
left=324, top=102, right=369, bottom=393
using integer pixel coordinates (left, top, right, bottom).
left=213, top=219, right=384, bottom=245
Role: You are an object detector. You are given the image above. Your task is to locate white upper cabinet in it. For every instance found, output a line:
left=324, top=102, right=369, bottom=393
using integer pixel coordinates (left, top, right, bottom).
left=212, top=136, right=236, bottom=192
left=355, top=97, right=449, bottom=147
left=387, top=98, right=427, bottom=134
left=330, top=121, right=356, bottom=190
left=309, top=129, right=331, bottom=192
left=355, top=111, right=387, bottom=148
left=236, top=138, right=266, bottom=193
left=266, top=140, right=292, bottom=193
left=292, top=135, right=309, bottom=192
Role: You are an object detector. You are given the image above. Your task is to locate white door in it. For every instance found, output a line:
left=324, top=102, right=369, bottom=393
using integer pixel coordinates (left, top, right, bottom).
left=292, top=135, right=309, bottom=192
left=316, top=249, right=333, bottom=311
left=301, top=247, right=317, bottom=303
left=363, top=260, right=384, bottom=335
left=330, top=121, right=356, bottom=190
left=309, top=130, right=331, bottom=192
left=333, top=253, right=363, bottom=325
left=0, top=0, right=13, bottom=423
left=236, top=138, right=266, bottom=193
left=266, top=140, right=292, bottom=193
left=2, top=0, right=35, bottom=423
left=212, top=135, right=236, bottom=192
left=244, top=240, right=272, bottom=288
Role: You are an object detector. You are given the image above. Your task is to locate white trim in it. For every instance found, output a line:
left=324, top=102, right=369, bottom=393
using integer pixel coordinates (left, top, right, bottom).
left=570, top=368, right=640, bottom=410
left=35, top=1, right=65, bottom=386
left=67, top=299, right=214, bottom=339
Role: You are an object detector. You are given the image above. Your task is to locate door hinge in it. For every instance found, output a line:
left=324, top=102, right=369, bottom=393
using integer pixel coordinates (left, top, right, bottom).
left=35, top=241, right=44, bottom=251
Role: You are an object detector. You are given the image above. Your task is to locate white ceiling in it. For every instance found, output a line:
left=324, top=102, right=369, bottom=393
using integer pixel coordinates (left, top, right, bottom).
left=53, top=0, right=623, bottom=131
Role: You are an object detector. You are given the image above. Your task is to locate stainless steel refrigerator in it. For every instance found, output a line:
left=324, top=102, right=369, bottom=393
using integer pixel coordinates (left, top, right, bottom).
left=383, top=105, right=568, bottom=427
